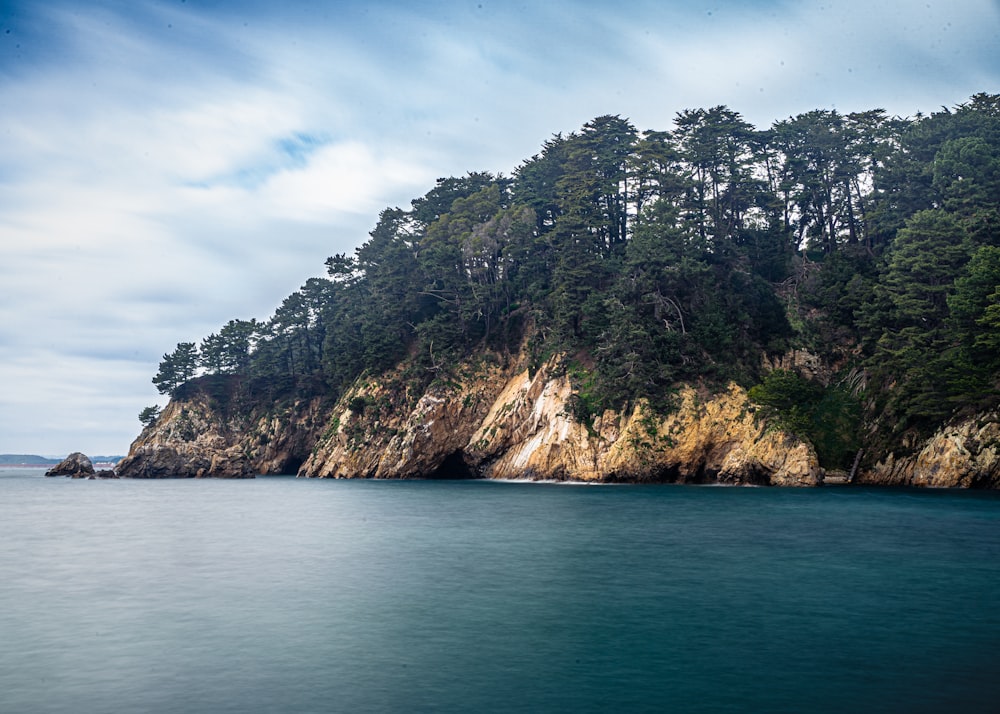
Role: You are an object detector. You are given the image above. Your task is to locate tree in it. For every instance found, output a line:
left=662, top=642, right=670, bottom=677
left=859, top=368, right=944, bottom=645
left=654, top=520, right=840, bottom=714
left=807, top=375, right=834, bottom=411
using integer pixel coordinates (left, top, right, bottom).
left=352, top=207, right=426, bottom=373
left=673, top=106, right=759, bottom=252
left=879, top=210, right=970, bottom=328
left=946, top=244, right=1000, bottom=408
left=629, top=130, right=685, bottom=218
left=874, top=92, right=1000, bottom=240
left=932, top=136, right=1000, bottom=215
left=415, top=201, right=482, bottom=355
left=770, top=110, right=854, bottom=253
left=138, top=405, right=162, bottom=428
left=556, top=115, right=638, bottom=254
left=200, top=319, right=258, bottom=375
left=749, top=370, right=861, bottom=469
left=749, top=369, right=823, bottom=435
left=539, top=117, right=639, bottom=345
left=512, top=134, right=571, bottom=232
left=865, top=210, right=971, bottom=428
left=251, top=280, right=334, bottom=384
left=411, top=172, right=506, bottom=226
left=152, top=342, right=199, bottom=395
left=325, top=252, right=361, bottom=285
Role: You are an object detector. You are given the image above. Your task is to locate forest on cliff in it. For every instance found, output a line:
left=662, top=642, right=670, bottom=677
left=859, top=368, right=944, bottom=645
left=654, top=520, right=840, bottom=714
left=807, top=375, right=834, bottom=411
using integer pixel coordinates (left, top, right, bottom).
left=146, top=93, right=1000, bottom=472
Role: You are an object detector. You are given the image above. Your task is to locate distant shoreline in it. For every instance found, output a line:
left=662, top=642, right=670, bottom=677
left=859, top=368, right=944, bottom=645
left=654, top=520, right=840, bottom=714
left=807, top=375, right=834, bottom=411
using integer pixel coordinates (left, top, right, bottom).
left=0, top=456, right=123, bottom=468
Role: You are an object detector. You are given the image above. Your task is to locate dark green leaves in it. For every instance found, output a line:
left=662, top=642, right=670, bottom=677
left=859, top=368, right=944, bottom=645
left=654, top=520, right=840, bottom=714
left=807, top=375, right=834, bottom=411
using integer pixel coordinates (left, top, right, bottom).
left=138, top=405, right=162, bottom=428
left=749, top=370, right=861, bottom=469
left=142, top=93, right=1000, bottom=461
left=152, top=342, right=199, bottom=396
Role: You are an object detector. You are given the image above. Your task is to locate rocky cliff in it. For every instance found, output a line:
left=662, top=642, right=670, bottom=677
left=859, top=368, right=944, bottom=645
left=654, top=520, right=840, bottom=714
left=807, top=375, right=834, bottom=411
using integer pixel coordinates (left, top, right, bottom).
left=856, top=413, right=1000, bottom=488
left=299, top=353, right=819, bottom=485
left=116, top=395, right=254, bottom=478
left=116, top=378, right=330, bottom=479
left=119, top=348, right=822, bottom=485
left=119, top=343, right=999, bottom=487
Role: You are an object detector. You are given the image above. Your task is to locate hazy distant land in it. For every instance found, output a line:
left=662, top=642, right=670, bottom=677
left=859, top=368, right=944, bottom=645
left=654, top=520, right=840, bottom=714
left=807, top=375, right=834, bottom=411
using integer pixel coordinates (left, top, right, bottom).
left=0, top=454, right=122, bottom=466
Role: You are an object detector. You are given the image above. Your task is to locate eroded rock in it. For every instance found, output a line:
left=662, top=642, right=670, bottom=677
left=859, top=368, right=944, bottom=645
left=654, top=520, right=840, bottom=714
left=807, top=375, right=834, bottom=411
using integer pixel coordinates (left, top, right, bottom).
left=120, top=343, right=999, bottom=488
left=300, top=357, right=821, bottom=486
left=116, top=396, right=254, bottom=479
left=45, top=452, right=95, bottom=478
left=858, top=413, right=1000, bottom=488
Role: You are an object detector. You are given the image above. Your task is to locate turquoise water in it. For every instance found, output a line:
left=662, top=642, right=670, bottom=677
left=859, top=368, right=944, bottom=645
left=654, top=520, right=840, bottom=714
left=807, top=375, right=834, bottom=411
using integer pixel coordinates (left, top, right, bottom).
left=1, top=469, right=998, bottom=713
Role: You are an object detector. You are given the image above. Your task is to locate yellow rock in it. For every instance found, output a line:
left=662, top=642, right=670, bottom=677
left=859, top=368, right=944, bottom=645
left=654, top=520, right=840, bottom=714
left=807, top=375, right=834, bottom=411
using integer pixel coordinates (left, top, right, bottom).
left=301, top=356, right=822, bottom=486
left=860, top=413, right=1000, bottom=488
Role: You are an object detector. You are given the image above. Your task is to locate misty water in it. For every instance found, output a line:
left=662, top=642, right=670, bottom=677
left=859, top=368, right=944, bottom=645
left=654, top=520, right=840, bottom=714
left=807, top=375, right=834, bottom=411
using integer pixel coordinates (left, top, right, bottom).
left=1, top=469, right=998, bottom=713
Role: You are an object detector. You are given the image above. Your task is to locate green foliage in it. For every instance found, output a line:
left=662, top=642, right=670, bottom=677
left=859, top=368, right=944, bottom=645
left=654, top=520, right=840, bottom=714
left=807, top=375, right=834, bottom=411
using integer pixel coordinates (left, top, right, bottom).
left=152, top=342, right=199, bottom=396
left=143, top=92, right=1000, bottom=463
left=566, top=367, right=601, bottom=430
left=949, top=245, right=1000, bottom=353
left=945, top=244, right=1000, bottom=410
left=748, top=370, right=823, bottom=435
left=138, top=405, right=161, bottom=428
left=809, top=386, right=863, bottom=469
left=673, top=105, right=759, bottom=250
left=200, top=319, right=258, bottom=375
left=874, top=92, right=1000, bottom=241
left=749, top=370, right=862, bottom=469
left=861, top=209, right=976, bottom=431
left=347, top=396, right=368, bottom=414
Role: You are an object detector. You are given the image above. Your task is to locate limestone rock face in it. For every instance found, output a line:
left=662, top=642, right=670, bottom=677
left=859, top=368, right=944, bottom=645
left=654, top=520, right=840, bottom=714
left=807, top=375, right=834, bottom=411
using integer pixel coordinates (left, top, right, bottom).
left=300, top=357, right=822, bottom=486
left=301, top=359, right=509, bottom=479
left=858, top=413, right=1000, bottom=488
left=45, top=452, right=95, bottom=478
left=243, top=396, right=330, bottom=475
left=117, top=378, right=331, bottom=478
left=117, top=348, right=997, bottom=487
left=465, top=367, right=597, bottom=481
left=761, top=349, right=831, bottom=385
left=464, top=376, right=820, bottom=485
left=117, top=394, right=254, bottom=478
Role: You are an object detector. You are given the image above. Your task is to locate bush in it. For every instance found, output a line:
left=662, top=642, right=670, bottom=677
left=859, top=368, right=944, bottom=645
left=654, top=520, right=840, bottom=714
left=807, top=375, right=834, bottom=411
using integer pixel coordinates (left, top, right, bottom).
left=749, top=370, right=861, bottom=470
left=138, top=405, right=162, bottom=428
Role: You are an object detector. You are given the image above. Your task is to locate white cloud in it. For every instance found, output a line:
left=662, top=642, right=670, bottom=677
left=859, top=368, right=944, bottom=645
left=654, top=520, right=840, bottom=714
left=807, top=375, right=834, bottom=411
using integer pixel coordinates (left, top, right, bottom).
left=0, top=349, right=162, bottom=455
left=253, top=141, right=433, bottom=221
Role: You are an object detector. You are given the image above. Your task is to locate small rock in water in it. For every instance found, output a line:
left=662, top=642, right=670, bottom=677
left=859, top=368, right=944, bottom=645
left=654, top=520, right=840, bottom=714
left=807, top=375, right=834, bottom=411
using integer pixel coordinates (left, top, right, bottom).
left=44, top=452, right=96, bottom=478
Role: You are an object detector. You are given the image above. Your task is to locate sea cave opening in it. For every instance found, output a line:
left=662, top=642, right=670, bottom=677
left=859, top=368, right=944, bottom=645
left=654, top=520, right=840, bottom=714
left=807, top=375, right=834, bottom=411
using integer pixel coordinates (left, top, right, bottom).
left=426, top=451, right=476, bottom=480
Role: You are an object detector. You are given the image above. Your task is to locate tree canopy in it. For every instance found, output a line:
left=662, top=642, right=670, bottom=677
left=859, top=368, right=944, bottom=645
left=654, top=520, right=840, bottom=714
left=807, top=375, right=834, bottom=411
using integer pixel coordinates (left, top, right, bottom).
left=149, top=94, right=1000, bottom=468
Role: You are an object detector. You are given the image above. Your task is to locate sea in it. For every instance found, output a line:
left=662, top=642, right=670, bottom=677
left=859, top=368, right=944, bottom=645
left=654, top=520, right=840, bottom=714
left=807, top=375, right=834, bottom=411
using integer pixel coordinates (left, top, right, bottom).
left=1, top=468, right=998, bottom=714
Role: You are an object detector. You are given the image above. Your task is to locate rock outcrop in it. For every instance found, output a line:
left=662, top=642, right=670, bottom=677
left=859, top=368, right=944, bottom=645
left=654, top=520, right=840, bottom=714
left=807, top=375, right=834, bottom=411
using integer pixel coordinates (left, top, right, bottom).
left=300, top=357, right=511, bottom=479
left=857, top=413, right=1000, bottom=488
left=44, top=452, right=117, bottom=479
left=116, top=377, right=331, bottom=479
left=119, top=348, right=821, bottom=484
left=119, top=345, right=999, bottom=487
left=45, top=452, right=95, bottom=478
left=761, top=348, right=833, bottom=385
left=299, top=355, right=822, bottom=486
left=116, top=394, right=255, bottom=478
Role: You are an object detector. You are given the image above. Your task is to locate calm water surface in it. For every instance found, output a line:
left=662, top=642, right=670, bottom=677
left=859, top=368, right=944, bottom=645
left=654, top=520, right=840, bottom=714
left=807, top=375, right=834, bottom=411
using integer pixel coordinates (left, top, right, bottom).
left=1, top=468, right=998, bottom=713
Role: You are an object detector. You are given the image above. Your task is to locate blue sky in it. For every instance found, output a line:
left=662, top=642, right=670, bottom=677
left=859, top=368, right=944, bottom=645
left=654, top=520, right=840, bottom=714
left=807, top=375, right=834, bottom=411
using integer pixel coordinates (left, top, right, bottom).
left=1, top=0, right=998, bottom=456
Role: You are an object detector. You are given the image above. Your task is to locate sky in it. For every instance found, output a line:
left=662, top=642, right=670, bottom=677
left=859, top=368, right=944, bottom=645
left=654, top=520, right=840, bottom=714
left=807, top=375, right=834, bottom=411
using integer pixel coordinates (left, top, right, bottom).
left=1, top=0, right=998, bottom=456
